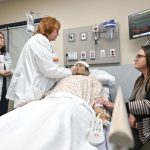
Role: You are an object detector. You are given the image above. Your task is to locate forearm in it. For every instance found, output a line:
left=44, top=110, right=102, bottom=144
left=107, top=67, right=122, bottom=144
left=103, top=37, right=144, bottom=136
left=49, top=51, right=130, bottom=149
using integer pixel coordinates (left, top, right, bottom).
left=126, top=99, right=150, bottom=115
left=95, top=97, right=114, bottom=110
left=126, top=99, right=150, bottom=121
left=93, top=103, right=105, bottom=114
left=93, top=102, right=110, bottom=121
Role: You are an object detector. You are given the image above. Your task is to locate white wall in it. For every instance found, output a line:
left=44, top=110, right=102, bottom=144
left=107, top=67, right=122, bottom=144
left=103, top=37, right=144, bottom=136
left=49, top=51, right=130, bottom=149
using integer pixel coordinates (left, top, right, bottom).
left=0, top=0, right=149, bottom=65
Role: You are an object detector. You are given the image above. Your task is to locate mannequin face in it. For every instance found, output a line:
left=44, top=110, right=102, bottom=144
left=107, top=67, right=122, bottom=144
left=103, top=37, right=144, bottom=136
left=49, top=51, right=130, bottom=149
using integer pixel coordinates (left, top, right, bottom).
left=75, top=63, right=89, bottom=76
left=0, top=33, right=5, bottom=49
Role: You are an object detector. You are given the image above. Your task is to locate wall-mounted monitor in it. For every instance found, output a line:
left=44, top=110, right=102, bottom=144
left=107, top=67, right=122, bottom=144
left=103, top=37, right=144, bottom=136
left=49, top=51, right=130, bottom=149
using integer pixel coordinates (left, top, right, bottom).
left=128, top=9, right=150, bottom=40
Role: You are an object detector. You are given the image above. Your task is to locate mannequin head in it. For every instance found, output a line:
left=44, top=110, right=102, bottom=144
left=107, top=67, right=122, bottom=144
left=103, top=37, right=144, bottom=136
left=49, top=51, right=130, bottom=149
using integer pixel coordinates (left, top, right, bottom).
left=74, top=61, right=89, bottom=76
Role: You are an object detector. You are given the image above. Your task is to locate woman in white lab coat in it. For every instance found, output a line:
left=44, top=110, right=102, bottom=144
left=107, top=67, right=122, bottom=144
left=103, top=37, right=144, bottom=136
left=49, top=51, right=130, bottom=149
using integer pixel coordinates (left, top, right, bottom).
left=0, top=32, right=13, bottom=116
left=6, top=16, right=77, bottom=108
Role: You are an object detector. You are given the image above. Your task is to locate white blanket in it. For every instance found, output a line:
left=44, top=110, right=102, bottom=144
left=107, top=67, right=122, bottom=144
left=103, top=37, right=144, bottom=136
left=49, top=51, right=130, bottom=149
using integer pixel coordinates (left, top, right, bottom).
left=0, top=92, right=112, bottom=150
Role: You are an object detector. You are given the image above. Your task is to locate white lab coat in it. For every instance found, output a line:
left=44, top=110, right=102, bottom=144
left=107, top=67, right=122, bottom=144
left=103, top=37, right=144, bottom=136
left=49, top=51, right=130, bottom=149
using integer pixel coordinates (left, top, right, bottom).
left=6, top=34, right=72, bottom=108
left=0, top=52, right=12, bottom=100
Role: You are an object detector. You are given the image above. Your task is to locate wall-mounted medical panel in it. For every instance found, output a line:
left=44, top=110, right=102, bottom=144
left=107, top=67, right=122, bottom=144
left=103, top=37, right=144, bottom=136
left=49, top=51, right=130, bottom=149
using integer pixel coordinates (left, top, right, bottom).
left=63, top=23, right=120, bottom=67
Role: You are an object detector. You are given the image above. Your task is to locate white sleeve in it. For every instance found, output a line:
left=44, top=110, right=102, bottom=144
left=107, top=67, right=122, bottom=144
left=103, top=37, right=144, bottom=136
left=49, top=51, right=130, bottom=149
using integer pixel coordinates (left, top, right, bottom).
left=32, top=35, right=72, bottom=79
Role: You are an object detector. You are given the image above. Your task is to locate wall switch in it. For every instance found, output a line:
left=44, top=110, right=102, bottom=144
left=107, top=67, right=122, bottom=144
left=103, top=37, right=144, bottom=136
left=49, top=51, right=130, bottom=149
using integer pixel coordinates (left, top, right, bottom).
left=68, top=33, right=75, bottom=42
left=68, top=51, right=78, bottom=60
left=100, top=50, right=106, bottom=57
left=110, top=49, right=115, bottom=57
left=80, top=32, right=87, bottom=41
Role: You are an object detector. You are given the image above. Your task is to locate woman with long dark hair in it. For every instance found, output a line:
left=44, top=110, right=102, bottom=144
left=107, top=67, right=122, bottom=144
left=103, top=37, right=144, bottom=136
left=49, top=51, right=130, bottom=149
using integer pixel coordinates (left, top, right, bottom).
left=96, top=45, right=150, bottom=150
left=0, top=32, right=13, bottom=116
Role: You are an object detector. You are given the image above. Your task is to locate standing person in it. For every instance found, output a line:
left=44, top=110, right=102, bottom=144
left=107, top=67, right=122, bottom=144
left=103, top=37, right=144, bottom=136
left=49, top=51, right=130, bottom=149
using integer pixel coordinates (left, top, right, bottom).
left=6, top=16, right=77, bottom=109
left=96, top=45, right=150, bottom=150
left=0, top=32, right=13, bottom=116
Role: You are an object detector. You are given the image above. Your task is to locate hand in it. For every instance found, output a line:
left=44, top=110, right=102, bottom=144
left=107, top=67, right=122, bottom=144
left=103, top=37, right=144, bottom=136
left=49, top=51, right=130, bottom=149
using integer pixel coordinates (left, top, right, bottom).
left=0, top=70, right=8, bottom=77
left=96, top=98, right=114, bottom=110
left=0, top=70, right=13, bottom=77
left=70, top=66, right=78, bottom=75
left=97, top=112, right=111, bottom=122
left=5, top=70, right=13, bottom=77
left=128, top=114, right=137, bottom=128
left=93, top=106, right=105, bottom=114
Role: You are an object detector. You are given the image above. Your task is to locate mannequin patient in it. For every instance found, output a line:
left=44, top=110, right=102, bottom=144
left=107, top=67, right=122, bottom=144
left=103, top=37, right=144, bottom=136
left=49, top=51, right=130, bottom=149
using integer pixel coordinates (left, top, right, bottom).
left=46, top=61, right=110, bottom=122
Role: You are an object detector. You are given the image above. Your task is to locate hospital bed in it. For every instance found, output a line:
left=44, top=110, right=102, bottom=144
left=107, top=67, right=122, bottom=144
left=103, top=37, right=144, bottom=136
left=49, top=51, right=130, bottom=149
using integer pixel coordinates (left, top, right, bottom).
left=0, top=67, right=114, bottom=150
left=0, top=64, right=138, bottom=150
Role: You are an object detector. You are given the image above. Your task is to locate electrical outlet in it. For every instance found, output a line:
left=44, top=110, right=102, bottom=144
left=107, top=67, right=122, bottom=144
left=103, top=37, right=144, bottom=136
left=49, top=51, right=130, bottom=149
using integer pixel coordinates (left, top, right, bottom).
left=90, top=50, right=96, bottom=59
left=110, top=49, right=115, bottom=57
left=81, top=51, right=86, bottom=60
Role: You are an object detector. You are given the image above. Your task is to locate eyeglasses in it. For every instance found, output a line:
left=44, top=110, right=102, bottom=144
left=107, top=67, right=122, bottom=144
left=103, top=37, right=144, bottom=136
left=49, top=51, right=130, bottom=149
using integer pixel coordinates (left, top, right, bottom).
left=0, top=36, right=4, bottom=39
left=135, top=54, right=146, bottom=59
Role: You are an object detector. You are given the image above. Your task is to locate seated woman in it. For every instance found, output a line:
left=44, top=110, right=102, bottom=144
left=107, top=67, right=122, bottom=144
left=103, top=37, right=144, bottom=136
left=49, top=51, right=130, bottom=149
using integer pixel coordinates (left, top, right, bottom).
left=96, top=45, right=150, bottom=150
left=0, top=61, right=111, bottom=150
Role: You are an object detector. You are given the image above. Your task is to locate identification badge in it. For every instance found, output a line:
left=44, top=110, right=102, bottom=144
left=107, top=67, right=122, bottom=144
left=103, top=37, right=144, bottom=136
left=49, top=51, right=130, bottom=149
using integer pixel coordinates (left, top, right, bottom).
left=0, top=55, right=4, bottom=63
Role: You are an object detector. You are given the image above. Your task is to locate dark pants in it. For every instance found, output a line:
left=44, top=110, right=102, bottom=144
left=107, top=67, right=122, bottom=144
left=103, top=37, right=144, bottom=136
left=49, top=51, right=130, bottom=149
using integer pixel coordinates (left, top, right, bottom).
left=130, top=128, right=143, bottom=150
left=140, top=139, right=150, bottom=150
left=0, top=76, right=8, bottom=116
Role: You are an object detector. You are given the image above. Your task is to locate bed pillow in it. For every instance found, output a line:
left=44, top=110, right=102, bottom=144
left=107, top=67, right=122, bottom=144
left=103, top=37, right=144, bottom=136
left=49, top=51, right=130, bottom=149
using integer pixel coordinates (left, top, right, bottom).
left=89, top=69, right=115, bottom=87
